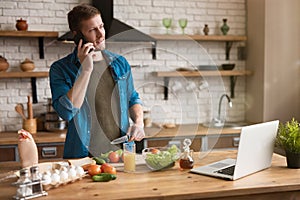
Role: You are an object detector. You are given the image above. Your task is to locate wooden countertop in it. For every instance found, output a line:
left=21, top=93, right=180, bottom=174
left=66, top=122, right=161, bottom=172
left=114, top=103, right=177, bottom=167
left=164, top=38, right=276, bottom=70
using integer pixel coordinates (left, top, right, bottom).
left=0, top=124, right=239, bottom=146
left=0, top=131, right=66, bottom=145
left=145, top=124, right=241, bottom=139
left=0, top=151, right=299, bottom=200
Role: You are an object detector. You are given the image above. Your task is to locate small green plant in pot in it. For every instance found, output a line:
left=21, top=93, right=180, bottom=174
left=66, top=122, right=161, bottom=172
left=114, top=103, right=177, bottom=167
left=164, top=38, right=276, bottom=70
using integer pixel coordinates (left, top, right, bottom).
left=276, top=118, right=300, bottom=168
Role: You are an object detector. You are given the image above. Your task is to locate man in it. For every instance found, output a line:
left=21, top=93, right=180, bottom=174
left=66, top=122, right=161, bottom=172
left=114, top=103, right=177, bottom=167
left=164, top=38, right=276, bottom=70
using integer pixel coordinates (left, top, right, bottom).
left=50, top=4, right=144, bottom=159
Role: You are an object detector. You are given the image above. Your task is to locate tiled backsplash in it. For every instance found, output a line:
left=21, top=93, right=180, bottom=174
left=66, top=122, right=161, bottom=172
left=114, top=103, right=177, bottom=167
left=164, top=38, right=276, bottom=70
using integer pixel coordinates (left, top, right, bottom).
left=0, top=0, right=246, bottom=131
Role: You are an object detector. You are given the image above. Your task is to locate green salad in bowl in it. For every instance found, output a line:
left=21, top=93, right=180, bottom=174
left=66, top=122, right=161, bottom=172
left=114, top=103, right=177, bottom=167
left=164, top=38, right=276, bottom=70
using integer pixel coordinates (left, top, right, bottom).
left=142, top=145, right=181, bottom=171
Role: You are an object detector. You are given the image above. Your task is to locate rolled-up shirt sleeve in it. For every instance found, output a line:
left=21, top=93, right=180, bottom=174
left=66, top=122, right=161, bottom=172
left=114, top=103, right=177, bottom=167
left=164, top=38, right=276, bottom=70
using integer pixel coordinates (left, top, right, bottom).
left=49, top=62, right=79, bottom=121
left=129, top=88, right=143, bottom=108
left=126, top=64, right=143, bottom=108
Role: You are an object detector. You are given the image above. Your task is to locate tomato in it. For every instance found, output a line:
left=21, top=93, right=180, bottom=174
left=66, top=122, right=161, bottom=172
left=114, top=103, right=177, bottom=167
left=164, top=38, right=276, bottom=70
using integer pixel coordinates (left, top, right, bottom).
left=151, top=148, right=160, bottom=154
left=88, top=164, right=101, bottom=176
left=108, top=151, right=120, bottom=163
left=101, top=163, right=117, bottom=175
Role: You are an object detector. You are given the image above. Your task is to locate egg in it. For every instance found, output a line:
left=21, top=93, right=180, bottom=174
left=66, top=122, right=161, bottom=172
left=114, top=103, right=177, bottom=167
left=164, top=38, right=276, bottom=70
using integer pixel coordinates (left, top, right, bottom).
left=42, top=173, right=51, bottom=185
left=51, top=171, right=60, bottom=185
left=68, top=166, right=77, bottom=180
left=60, top=170, right=69, bottom=183
left=75, top=166, right=85, bottom=177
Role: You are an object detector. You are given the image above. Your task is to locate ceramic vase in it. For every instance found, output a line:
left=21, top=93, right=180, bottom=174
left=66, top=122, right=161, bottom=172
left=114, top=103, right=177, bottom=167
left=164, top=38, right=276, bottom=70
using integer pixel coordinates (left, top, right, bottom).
left=220, top=18, right=230, bottom=35
left=16, top=18, right=28, bottom=31
left=203, top=24, right=209, bottom=35
left=0, top=56, right=9, bottom=72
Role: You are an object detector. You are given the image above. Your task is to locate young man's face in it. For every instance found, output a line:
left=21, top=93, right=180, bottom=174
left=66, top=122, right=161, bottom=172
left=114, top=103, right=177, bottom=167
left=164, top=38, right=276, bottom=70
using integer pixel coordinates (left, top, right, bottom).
left=80, top=14, right=106, bottom=50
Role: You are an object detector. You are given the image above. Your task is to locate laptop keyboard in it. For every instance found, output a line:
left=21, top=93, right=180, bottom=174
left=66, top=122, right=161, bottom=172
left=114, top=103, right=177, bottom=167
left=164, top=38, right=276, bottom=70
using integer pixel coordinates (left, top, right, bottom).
left=215, top=165, right=235, bottom=176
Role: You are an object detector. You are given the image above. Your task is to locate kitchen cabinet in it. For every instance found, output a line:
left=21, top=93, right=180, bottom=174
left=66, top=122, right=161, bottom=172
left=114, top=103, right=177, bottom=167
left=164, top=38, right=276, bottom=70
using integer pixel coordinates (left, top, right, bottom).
left=0, top=30, right=58, bottom=59
left=37, top=143, right=64, bottom=160
left=0, top=145, right=17, bottom=162
left=0, top=143, right=64, bottom=162
left=153, top=70, right=252, bottom=100
left=0, top=71, right=49, bottom=103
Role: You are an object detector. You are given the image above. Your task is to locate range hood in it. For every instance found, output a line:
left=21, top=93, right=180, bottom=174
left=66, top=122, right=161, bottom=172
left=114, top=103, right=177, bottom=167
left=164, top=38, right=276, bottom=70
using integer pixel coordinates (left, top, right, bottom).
left=58, top=0, right=156, bottom=59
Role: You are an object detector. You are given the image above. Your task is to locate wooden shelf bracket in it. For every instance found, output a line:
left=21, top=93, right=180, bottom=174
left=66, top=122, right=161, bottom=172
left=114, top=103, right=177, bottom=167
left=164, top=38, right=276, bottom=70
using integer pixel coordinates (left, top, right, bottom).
left=163, top=77, right=170, bottom=100
left=225, top=41, right=233, bottom=60
left=152, top=41, right=157, bottom=60
left=31, top=77, right=38, bottom=103
left=230, top=76, right=237, bottom=98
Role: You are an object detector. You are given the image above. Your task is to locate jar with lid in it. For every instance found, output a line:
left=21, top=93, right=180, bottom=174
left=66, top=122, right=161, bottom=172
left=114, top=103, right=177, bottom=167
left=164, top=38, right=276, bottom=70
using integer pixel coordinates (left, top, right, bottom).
left=179, top=138, right=194, bottom=170
left=16, top=18, right=28, bottom=31
left=30, top=166, right=42, bottom=194
left=16, top=168, right=32, bottom=197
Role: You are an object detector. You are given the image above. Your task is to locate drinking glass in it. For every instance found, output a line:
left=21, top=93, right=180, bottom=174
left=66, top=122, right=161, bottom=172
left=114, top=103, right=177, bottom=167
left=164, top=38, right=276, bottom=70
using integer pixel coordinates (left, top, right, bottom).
left=123, top=142, right=136, bottom=173
left=178, top=18, right=188, bottom=34
left=162, top=18, right=172, bottom=34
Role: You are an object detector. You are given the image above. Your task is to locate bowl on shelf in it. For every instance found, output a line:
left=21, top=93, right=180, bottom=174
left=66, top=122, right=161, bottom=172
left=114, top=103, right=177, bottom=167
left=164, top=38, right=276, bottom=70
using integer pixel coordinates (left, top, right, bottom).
left=142, top=145, right=181, bottom=171
left=20, top=58, right=35, bottom=72
left=197, top=65, right=219, bottom=71
left=0, top=56, right=9, bottom=72
left=221, top=63, right=235, bottom=70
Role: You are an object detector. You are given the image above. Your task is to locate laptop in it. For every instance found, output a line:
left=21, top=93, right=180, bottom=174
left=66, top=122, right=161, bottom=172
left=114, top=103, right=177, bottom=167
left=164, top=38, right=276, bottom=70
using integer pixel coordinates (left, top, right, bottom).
left=190, top=120, right=279, bottom=180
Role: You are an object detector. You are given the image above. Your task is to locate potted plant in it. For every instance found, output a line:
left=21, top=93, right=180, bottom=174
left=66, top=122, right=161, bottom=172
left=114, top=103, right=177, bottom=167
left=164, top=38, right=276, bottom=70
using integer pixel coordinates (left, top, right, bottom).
left=276, top=118, right=300, bottom=168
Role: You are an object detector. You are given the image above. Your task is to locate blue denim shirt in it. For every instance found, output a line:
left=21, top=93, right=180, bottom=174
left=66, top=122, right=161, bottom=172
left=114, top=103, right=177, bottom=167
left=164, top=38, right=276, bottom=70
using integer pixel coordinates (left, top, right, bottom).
left=49, top=49, right=142, bottom=159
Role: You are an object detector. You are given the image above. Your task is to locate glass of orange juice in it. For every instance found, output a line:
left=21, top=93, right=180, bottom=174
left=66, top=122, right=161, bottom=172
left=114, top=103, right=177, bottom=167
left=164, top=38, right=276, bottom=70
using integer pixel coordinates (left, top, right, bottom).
left=123, top=142, right=136, bottom=173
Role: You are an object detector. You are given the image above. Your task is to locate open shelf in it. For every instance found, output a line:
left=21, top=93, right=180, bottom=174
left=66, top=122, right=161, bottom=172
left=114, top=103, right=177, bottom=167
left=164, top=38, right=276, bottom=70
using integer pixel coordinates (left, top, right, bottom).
left=151, top=34, right=246, bottom=60
left=153, top=70, right=252, bottom=100
left=0, top=30, right=58, bottom=59
left=154, top=70, right=251, bottom=77
left=151, top=34, right=247, bottom=41
left=0, top=30, right=58, bottom=37
left=0, top=71, right=49, bottom=78
left=0, top=71, right=49, bottom=103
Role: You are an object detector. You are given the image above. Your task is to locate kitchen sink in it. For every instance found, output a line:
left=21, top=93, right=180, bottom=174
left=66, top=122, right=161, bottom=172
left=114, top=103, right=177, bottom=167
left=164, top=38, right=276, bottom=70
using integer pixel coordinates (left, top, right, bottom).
left=202, top=122, right=249, bottom=129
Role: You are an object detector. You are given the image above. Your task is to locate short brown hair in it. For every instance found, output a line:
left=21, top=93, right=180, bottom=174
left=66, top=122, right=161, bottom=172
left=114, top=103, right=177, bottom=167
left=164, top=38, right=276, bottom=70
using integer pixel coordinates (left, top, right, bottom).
left=68, top=4, right=100, bottom=32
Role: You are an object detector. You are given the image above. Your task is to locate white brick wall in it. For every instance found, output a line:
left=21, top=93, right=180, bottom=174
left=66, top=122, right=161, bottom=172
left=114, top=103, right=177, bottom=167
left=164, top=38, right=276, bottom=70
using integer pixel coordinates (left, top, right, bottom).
left=0, top=0, right=246, bottom=131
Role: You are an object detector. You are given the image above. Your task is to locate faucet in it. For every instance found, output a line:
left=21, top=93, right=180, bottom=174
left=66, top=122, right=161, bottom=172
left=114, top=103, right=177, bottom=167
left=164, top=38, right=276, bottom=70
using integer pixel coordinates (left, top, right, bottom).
left=213, top=94, right=232, bottom=126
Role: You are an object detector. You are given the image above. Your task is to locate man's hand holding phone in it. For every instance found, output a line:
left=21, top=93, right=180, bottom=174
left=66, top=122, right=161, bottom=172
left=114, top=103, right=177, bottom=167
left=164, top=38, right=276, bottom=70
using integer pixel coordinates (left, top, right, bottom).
left=74, top=32, right=95, bottom=73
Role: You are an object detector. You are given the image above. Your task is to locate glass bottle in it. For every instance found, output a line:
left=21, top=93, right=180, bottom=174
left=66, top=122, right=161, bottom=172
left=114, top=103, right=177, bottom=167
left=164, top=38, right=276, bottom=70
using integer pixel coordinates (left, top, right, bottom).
left=16, top=168, right=32, bottom=197
left=220, top=18, right=230, bottom=35
left=30, top=166, right=42, bottom=194
left=179, top=139, right=194, bottom=170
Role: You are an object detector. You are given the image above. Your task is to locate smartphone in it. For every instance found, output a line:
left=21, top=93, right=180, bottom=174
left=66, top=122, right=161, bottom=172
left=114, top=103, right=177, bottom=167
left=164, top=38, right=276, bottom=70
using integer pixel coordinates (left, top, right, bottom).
left=73, top=32, right=88, bottom=47
left=73, top=32, right=93, bottom=53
